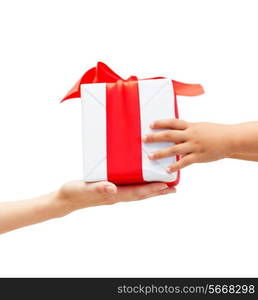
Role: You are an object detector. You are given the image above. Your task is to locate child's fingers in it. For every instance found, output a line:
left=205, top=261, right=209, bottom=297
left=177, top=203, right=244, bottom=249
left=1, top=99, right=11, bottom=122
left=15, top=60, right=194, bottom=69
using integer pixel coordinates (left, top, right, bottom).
left=148, top=143, right=191, bottom=160
left=143, top=130, right=185, bottom=143
left=167, top=154, right=196, bottom=173
left=151, top=118, right=189, bottom=130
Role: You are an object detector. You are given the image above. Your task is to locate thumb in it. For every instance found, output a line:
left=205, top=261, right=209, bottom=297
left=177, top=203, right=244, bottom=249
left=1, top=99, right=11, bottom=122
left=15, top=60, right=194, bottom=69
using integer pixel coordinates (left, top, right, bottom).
left=87, top=181, right=118, bottom=195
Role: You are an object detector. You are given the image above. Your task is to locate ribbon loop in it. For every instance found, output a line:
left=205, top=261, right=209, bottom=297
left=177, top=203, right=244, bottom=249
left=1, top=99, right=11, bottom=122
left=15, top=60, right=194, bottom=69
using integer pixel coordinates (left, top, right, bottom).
left=127, top=75, right=138, bottom=81
left=61, top=62, right=204, bottom=102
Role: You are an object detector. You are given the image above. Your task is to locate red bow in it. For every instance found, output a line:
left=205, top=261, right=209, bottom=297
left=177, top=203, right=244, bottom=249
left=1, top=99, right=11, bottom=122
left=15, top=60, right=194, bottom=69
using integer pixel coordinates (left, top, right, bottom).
left=61, top=62, right=204, bottom=102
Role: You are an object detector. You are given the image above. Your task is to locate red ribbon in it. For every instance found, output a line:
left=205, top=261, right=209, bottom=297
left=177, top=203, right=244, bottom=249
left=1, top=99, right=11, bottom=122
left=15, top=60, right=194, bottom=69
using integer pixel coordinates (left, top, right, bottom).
left=106, top=80, right=144, bottom=184
left=61, top=62, right=204, bottom=185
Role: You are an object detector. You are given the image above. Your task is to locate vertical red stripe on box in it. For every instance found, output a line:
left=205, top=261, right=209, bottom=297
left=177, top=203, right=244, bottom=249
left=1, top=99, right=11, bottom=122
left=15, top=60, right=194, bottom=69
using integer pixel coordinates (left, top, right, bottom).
left=106, top=80, right=144, bottom=184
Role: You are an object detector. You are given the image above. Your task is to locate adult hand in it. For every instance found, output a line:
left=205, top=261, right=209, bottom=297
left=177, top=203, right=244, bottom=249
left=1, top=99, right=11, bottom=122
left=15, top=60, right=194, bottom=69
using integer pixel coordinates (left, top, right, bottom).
left=0, top=181, right=175, bottom=235
left=54, top=181, right=176, bottom=216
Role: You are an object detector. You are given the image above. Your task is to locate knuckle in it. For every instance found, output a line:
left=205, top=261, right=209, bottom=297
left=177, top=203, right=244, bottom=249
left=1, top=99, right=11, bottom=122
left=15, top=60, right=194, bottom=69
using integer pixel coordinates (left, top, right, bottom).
left=183, top=156, right=191, bottom=164
left=191, top=140, right=202, bottom=152
left=169, top=119, right=177, bottom=126
left=197, top=144, right=204, bottom=153
left=164, top=131, right=172, bottom=140
left=170, top=146, right=178, bottom=155
left=169, top=148, right=175, bottom=155
left=177, top=159, right=186, bottom=168
left=96, top=185, right=105, bottom=193
left=188, top=127, right=196, bottom=136
left=183, top=156, right=193, bottom=166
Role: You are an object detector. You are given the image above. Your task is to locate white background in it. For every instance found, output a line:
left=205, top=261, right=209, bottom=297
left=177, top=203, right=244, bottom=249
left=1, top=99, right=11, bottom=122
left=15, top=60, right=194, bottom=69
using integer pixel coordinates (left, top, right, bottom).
left=0, top=0, right=257, bottom=277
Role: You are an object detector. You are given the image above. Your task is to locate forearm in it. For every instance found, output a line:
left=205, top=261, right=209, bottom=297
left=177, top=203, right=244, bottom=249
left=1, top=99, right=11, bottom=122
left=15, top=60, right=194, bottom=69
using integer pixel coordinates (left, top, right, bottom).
left=0, top=193, right=65, bottom=235
left=0, top=181, right=172, bottom=235
left=230, top=122, right=258, bottom=154
left=230, top=153, right=258, bottom=161
left=229, top=122, right=258, bottom=159
left=144, top=119, right=258, bottom=171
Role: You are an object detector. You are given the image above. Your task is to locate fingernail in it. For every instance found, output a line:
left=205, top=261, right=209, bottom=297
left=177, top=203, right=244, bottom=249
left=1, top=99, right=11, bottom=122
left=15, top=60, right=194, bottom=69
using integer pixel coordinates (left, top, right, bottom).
left=150, top=122, right=155, bottom=129
left=159, top=184, right=168, bottom=190
left=166, top=167, right=172, bottom=174
left=148, top=153, right=155, bottom=160
left=142, top=135, right=148, bottom=142
left=105, top=185, right=117, bottom=194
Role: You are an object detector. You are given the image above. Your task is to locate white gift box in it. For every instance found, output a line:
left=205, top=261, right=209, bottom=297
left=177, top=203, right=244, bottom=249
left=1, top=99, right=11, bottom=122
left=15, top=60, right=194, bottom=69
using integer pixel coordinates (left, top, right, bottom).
left=81, top=78, right=177, bottom=184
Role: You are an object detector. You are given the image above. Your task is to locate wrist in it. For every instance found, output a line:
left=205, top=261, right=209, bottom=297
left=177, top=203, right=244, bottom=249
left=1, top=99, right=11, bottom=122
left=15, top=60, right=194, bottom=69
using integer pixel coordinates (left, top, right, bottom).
left=225, top=124, right=242, bottom=158
left=44, top=192, right=73, bottom=219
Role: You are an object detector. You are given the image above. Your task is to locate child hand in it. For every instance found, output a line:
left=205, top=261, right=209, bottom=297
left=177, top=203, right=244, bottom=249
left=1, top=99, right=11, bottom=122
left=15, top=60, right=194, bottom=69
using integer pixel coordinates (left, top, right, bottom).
left=143, top=119, right=236, bottom=173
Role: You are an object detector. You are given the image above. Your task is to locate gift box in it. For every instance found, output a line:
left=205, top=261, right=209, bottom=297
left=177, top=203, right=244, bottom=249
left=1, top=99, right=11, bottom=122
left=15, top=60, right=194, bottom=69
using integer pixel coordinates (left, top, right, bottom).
left=61, top=62, right=204, bottom=185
